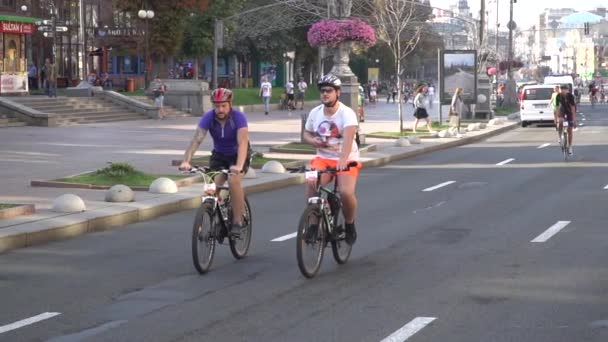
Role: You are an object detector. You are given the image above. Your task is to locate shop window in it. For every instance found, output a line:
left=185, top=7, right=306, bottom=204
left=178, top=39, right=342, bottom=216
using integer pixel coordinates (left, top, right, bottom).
left=116, top=55, right=139, bottom=74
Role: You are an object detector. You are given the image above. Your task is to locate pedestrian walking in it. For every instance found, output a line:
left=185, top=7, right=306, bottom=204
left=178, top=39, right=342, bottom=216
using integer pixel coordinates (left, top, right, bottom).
left=28, top=64, right=37, bottom=90
left=427, top=83, right=435, bottom=109
left=259, top=77, right=272, bottom=115
left=370, top=82, right=378, bottom=104
left=413, top=85, right=436, bottom=133
left=285, top=79, right=295, bottom=110
left=449, top=87, right=465, bottom=138
left=153, top=77, right=167, bottom=119
left=296, top=78, right=307, bottom=110
left=45, top=58, right=57, bottom=98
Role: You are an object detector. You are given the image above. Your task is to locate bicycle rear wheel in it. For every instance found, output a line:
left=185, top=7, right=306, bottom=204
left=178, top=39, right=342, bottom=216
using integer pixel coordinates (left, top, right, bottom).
left=229, top=197, right=252, bottom=259
left=296, top=204, right=326, bottom=278
left=562, top=131, right=569, bottom=161
left=192, top=204, right=216, bottom=274
left=331, top=205, right=352, bottom=264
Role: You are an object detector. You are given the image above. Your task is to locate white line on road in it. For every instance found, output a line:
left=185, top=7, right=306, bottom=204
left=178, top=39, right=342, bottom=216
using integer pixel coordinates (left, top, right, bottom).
left=380, top=317, right=437, bottom=342
left=422, top=181, right=456, bottom=192
left=603, top=184, right=608, bottom=190
left=531, top=221, right=571, bottom=243
left=0, top=312, right=61, bottom=334
left=537, top=143, right=551, bottom=149
left=271, top=232, right=297, bottom=242
left=496, top=158, right=515, bottom=166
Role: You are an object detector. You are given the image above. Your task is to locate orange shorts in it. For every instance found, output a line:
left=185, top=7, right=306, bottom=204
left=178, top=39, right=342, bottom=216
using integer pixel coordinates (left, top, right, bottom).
left=310, top=157, right=361, bottom=178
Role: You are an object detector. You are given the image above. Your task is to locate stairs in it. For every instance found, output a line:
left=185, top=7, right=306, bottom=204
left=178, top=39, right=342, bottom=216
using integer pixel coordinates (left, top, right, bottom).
left=6, top=96, right=149, bottom=126
left=0, top=115, right=27, bottom=128
left=132, top=96, right=194, bottom=118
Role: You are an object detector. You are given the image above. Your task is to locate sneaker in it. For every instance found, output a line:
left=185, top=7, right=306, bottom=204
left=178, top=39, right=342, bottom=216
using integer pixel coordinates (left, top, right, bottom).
left=230, top=222, right=245, bottom=238
left=305, top=224, right=319, bottom=243
left=265, top=112, right=269, bottom=115
left=568, top=147, right=573, bottom=155
left=344, top=222, right=357, bottom=245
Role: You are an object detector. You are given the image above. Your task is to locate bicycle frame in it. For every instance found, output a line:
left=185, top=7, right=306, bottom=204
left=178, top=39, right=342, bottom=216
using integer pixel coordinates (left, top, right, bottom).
left=306, top=170, right=340, bottom=237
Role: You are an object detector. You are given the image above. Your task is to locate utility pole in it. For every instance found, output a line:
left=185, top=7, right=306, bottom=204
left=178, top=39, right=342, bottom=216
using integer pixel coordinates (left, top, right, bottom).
left=507, top=0, right=513, bottom=80
left=503, top=0, right=517, bottom=107
left=479, top=0, right=485, bottom=48
left=495, top=0, right=499, bottom=56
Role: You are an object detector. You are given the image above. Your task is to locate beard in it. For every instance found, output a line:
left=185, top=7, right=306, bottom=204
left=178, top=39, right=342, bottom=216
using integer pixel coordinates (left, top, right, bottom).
left=322, top=98, right=338, bottom=108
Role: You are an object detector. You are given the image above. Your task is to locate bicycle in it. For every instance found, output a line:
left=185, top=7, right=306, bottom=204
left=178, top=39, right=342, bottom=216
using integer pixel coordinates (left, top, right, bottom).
left=289, top=161, right=358, bottom=278
left=559, top=121, right=571, bottom=161
left=185, top=166, right=252, bottom=274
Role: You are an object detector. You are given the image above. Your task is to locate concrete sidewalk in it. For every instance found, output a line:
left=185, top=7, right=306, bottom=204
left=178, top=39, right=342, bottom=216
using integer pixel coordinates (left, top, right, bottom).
left=0, top=103, right=517, bottom=253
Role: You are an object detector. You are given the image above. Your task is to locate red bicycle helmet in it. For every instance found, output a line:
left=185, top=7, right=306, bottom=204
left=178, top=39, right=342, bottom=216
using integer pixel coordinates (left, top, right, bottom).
left=211, top=88, right=233, bottom=103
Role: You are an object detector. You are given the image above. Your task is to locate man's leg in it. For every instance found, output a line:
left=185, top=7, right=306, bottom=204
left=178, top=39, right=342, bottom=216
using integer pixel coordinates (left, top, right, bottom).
left=228, top=172, right=245, bottom=226
left=337, top=173, right=358, bottom=245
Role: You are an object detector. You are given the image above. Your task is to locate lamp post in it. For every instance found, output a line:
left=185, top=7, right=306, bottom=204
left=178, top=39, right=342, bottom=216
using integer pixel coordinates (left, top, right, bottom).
left=138, top=8, right=154, bottom=89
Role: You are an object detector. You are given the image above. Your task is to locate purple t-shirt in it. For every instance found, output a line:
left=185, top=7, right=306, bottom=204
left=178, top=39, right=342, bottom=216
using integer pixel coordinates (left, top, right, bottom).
left=197, top=109, right=248, bottom=155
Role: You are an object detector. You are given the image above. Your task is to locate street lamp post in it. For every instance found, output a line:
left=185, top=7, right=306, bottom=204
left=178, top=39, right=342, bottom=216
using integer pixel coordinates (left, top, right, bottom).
left=138, top=8, right=154, bottom=89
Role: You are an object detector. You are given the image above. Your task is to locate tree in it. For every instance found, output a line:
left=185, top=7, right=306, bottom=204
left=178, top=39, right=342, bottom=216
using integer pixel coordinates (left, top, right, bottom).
left=370, top=0, right=430, bottom=134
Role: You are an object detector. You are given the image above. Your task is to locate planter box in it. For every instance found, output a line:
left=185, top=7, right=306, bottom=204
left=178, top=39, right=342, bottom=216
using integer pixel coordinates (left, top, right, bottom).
left=0, top=204, right=35, bottom=219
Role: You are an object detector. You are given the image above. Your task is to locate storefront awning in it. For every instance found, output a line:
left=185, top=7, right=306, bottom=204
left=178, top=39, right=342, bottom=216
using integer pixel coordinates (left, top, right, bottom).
left=0, top=15, right=42, bottom=24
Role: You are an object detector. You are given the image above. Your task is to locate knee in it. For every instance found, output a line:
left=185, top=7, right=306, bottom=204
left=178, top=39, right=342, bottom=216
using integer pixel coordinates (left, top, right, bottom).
left=339, top=189, right=356, bottom=201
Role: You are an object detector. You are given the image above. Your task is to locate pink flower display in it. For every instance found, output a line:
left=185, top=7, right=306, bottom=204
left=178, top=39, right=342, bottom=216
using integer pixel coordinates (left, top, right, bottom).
left=307, top=18, right=376, bottom=48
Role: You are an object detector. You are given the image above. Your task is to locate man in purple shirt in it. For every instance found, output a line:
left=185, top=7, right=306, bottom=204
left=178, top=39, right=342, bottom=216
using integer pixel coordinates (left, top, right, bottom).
left=179, top=88, right=251, bottom=236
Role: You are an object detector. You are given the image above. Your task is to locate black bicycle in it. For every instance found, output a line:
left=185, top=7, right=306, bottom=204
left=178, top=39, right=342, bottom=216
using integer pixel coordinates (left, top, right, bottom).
left=185, top=166, right=252, bottom=274
left=289, top=161, right=358, bottom=278
left=559, top=121, right=571, bottom=161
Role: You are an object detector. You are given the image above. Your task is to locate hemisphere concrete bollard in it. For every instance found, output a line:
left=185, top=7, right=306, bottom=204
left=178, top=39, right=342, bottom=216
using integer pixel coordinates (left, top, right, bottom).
left=448, top=127, right=459, bottom=136
left=262, top=160, right=286, bottom=174
left=466, top=123, right=478, bottom=132
left=395, top=137, right=411, bottom=147
left=473, top=123, right=482, bottom=131
left=479, top=122, right=487, bottom=129
left=438, top=130, right=451, bottom=138
left=408, top=136, right=421, bottom=144
left=105, top=184, right=135, bottom=202
left=52, top=194, right=86, bottom=213
left=149, top=177, right=178, bottom=194
left=245, top=168, right=257, bottom=179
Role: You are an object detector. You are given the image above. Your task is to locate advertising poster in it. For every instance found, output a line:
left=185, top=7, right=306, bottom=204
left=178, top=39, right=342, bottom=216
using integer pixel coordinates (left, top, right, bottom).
left=1, top=73, right=28, bottom=93
left=440, top=50, right=477, bottom=104
left=368, top=67, right=379, bottom=83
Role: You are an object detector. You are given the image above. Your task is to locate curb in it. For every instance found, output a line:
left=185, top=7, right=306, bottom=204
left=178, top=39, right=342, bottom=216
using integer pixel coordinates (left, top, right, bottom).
left=269, top=144, right=378, bottom=155
left=30, top=175, right=204, bottom=192
left=0, top=122, right=517, bottom=254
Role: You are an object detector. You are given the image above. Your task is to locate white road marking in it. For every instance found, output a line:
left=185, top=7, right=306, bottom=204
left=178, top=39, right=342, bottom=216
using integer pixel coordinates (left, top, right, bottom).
left=537, top=143, right=551, bottom=149
left=271, top=232, right=297, bottom=242
left=422, top=181, right=456, bottom=192
left=0, top=312, right=61, bottom=334
left=496, top=158, right=515, bottom=166
left=604, top=184, right=608, bottom=190
left=531, top=221, right=571, bottom=243
left=380, top=317, right=437, bottom=342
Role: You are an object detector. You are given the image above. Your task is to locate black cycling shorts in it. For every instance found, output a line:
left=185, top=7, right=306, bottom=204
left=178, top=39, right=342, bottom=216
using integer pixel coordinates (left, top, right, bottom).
left=209, top=151, right=250, bottom=174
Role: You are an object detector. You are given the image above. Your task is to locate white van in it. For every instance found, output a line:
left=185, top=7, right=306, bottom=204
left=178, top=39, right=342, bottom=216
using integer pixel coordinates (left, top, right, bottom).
left=520, top=84, right=555, bottom=127
left=543, top=75, right=574, bottom=93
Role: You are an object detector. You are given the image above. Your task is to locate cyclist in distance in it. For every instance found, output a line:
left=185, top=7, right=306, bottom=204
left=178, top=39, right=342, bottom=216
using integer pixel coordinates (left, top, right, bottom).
left=303, top=74, right=361, bottom=245
left=179, top=88, right=251, bottom=237
left=556, top=84, right=577, bottom=156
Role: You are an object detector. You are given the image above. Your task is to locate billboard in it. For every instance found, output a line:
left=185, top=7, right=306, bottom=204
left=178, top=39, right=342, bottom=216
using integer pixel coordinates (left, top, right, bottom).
left=440, top=50, right=477, bottom=105
left=368, top=67, right=379, bottom=83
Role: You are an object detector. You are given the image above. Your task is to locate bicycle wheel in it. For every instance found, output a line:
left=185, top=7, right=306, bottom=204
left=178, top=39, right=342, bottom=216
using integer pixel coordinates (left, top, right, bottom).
left=229, top=197, right=252, bottom=259
left=562, top=131, right=569, bottom=161
left=331, top=204, right=352, bottom=265
left=192, top=204, right=216, bottom=274
left=296, top=204, right=326, bottom=278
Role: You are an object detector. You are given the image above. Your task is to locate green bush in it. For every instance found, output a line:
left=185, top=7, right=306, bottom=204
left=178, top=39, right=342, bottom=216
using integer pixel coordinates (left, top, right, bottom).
left=96, top=162, right=138, bottom=177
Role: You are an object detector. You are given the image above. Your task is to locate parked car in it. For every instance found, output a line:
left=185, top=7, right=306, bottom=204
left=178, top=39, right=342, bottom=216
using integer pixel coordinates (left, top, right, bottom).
left=520, top=84, right=555, bottom=127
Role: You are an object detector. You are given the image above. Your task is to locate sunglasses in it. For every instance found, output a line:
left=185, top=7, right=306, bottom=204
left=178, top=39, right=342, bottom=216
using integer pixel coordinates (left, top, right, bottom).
left=320, top=88, right=335, bottom=94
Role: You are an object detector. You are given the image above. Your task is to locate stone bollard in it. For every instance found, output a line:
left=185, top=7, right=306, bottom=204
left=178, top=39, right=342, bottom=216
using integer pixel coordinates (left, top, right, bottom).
left=149, top=177, right=178, bottom=194
left=395, top=137, right=411, bottom=147
left=262, top=160, right=286, bottom=174
left=105, top=184, right=135, bottom=202
left=245, top=168, right=257, bottom=179
left=438, top=130, right=452, bottom=138
left=408, top=136, right=421, bottom=144
left=52, top=194, right=86, bottom=213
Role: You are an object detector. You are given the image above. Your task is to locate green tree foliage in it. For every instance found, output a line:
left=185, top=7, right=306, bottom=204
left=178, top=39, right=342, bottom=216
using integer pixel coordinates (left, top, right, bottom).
left=113, top=0, right=210, bottom=57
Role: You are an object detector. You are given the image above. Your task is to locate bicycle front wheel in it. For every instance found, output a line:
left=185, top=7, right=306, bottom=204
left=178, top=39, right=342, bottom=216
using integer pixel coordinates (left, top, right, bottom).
left=296, top=204, right=326, bottom=278
left=192, top=204, right=216, bottom=274
left=229, top=197, right=252, bottom=259
left=331, top=206, right=352, bottom=265
left=562, top=131, right=569, bottom=161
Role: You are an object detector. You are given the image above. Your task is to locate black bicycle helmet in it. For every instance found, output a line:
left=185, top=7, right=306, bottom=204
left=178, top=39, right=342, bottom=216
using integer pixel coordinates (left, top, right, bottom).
left=317, top=73, right=342, bottom=90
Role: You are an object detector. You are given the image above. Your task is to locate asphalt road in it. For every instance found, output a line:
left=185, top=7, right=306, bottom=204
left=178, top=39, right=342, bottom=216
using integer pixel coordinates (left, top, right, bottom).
left=2, top=103, right=608, bottom=342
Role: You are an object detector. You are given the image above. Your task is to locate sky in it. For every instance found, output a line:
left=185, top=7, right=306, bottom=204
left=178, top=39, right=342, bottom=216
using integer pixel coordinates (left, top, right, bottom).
left=430, top=0, right=607, bottom=30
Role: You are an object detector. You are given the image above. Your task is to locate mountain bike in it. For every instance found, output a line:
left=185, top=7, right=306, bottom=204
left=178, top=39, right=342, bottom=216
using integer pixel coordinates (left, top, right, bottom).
left=289, top=161, right=358, bottom=278
left=185, top=166, right=252, bottom=274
